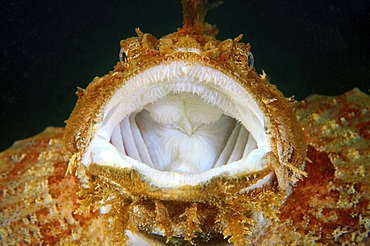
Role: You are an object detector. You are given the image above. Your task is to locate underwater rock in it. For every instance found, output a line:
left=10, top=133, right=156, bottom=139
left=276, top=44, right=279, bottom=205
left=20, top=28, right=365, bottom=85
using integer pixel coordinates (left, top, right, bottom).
left=253, top=88, right=370, bottom=245
left=1, top=89, right=368, bottom=245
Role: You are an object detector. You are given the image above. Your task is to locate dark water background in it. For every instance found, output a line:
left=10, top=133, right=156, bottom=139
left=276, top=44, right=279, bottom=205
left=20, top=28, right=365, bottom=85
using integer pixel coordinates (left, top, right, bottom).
left=0, top=0, right=369, bottom=151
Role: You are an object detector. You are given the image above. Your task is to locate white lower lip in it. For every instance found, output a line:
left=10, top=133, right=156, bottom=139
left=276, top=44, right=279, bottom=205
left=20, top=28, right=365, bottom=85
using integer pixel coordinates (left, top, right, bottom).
left=81, top=61, right=271, bottom=188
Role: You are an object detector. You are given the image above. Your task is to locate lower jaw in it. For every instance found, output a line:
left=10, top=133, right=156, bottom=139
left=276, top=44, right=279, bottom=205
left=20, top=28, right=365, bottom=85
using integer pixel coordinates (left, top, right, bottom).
left=78, top=162, right=284, bottom=244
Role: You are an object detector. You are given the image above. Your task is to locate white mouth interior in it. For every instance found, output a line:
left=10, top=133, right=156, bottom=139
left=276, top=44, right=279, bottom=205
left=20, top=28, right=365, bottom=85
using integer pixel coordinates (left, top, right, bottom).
left=82, top=61, right=271, bottom=188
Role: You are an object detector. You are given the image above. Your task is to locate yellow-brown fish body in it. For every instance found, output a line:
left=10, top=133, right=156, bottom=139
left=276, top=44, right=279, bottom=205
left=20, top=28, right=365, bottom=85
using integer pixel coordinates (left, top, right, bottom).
left=63, top=0, right=305, bottom=244
left=1, top=0, right=369, bottom=245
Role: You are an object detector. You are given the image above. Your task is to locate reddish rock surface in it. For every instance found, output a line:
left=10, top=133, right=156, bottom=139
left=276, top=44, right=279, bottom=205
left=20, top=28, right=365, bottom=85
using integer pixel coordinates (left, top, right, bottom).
left=0, top=89, right=369, bottom=244
left=253, top=89, right=370, bottom=245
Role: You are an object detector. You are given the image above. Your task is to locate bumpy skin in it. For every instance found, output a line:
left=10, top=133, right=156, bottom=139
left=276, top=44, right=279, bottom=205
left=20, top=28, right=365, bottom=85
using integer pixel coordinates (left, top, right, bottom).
left=0, top=128, right=102, bottom=245
left=253, top=89, right=370, bottom=245
left=1, top=90, right=369, bottom=245
left=1, top=2, right=368, bottom=245
left=3, top=1, right=367, bottom=245
left=60, top=1, right=306, bottom=244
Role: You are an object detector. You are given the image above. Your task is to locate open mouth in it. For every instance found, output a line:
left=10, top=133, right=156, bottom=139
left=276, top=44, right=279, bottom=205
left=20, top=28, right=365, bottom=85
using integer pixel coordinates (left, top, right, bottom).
left=81, top=61, right=271, bottom=188
left=63, top=2, right=307, bottom=244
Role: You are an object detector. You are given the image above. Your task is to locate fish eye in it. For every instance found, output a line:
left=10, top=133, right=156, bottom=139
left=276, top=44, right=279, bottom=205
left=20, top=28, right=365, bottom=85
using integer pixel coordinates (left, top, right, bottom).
left=119, top=47, right=128, bottom=64
left=247, top=51, right=254, bottom=71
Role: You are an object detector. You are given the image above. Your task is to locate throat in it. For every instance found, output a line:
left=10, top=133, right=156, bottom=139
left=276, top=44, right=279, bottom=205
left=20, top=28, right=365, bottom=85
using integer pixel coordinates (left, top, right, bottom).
left=110, top=93, right=257, bottom=173
left=134, top=110, right=237, bottom=173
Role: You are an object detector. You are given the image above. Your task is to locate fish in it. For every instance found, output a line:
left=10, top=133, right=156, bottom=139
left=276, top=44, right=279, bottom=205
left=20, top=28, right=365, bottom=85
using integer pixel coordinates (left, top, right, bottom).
left=64, top=0, right=306, bottom=244
left=0, top=0, right=368, bottom=245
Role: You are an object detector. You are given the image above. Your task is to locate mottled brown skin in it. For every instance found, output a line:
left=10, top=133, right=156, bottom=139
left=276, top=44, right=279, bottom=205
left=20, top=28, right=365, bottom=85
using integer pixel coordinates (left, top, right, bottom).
left=5, top=0, right=368, bottom=245
left=60, top=1, right=306, bottom=244
left=2, top=1, right=304, bottom=245
left=253, top=89, right=370, bottom=245
left=0, top=128, right=102, bottom=245
left=64, top=2, right=306, bottom=191
left=0, top=4, right=367, bottom=245
left=1, top=90, right=368, bottom=245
